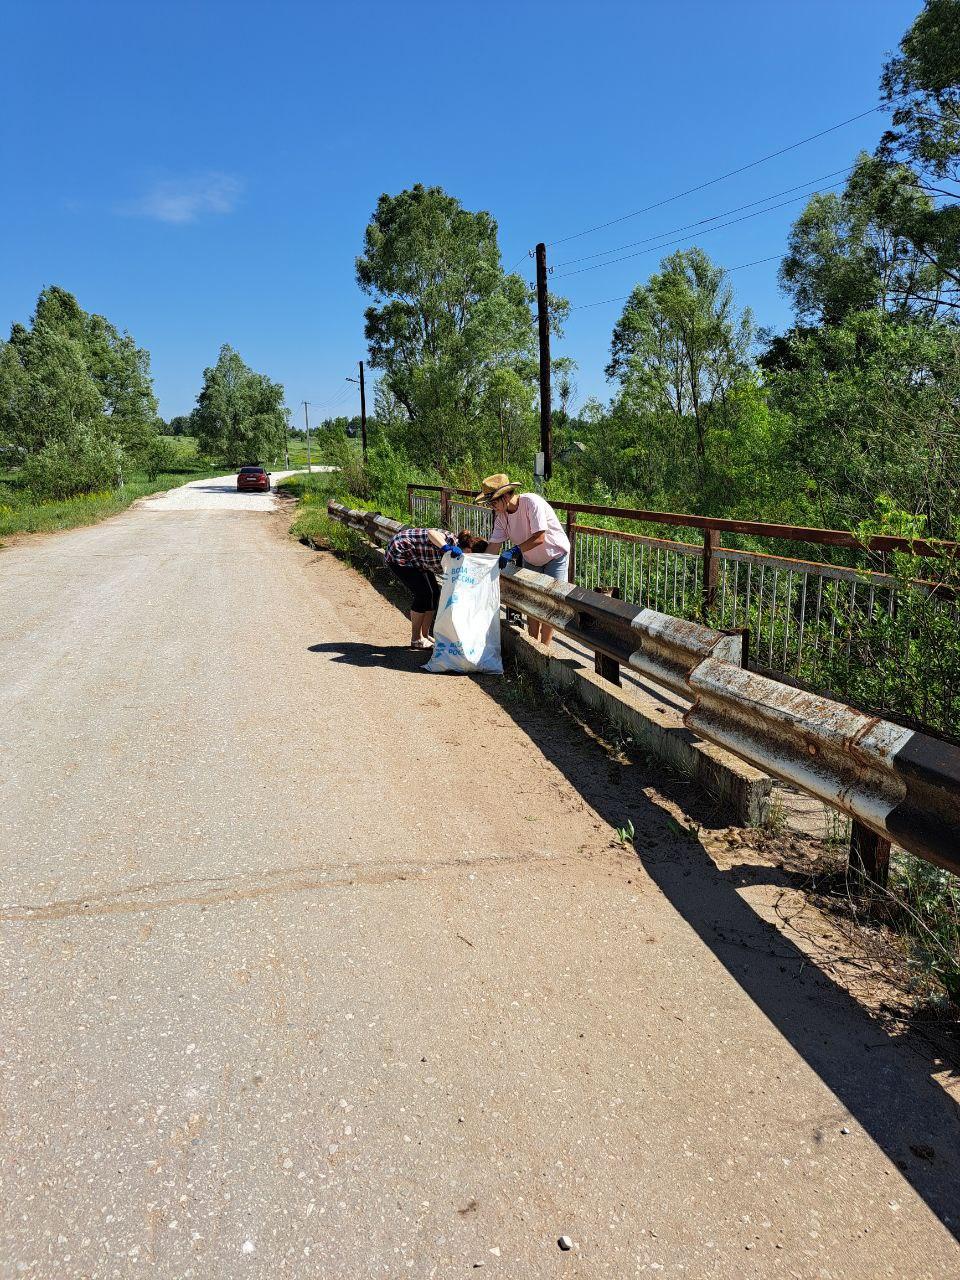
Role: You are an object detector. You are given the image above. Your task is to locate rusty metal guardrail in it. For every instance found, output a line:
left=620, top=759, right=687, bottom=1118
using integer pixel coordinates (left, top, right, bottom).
left=409, top=484, right=960, bottom=742
left=327, top=501, right=960, bottom=882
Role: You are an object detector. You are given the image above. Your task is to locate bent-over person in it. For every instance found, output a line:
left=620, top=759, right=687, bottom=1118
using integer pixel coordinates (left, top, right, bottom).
left=384, top=527, right=485, bottom=649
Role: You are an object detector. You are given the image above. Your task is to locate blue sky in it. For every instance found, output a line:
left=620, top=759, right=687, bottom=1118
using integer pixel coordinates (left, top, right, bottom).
left=2, top=0, right=921, bottom=422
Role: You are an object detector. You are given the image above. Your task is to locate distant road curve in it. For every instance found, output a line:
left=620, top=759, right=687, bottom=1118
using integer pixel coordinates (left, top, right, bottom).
left=142, top=466, right=337, bottom=513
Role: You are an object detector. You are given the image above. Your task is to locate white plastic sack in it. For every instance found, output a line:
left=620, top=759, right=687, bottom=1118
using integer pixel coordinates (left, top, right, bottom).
left=424, top=552, right=503, bottom=674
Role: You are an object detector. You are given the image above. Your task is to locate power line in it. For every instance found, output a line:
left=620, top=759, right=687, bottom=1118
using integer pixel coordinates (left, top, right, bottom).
left=553, top=180, right=847, bottom=279
left=553, top=166, right=852, bottom=269
left=545, top=106, right=881, bottom=248
left=306, top=383, right=355, bottom=413
left=566, top=253, right=783, bottom=312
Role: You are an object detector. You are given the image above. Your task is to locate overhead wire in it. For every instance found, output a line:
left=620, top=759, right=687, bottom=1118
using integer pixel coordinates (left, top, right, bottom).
left=552, top=166, right=852, bottom=269
left=544, top=105, right=881, bottom=248
left=553, top=179, right=848, bottom=279
left=566, top=253, right=784, bottom=311
left=304, top=383, right=355, bottom=416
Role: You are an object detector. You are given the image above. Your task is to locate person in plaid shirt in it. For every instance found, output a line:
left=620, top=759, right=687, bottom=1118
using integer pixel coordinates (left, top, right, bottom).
left=385, top=527, right=486, bottom=648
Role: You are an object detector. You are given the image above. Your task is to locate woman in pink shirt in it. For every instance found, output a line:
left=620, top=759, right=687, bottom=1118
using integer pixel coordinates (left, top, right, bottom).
left=475, top=473, right=570, bottom=648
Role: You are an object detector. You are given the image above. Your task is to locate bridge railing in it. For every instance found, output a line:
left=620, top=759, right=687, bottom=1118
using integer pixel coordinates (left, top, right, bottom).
left=330, top=498, right=960, bottom=886
left=407, top=484, right=960, bottom=741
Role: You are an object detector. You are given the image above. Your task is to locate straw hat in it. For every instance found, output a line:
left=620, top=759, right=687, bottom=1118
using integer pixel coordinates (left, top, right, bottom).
left=474, top=473, right=520, bottom=506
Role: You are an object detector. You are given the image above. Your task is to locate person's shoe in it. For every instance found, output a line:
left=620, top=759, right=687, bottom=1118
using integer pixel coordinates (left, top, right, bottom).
left=410, top=638, right=430, bottom=650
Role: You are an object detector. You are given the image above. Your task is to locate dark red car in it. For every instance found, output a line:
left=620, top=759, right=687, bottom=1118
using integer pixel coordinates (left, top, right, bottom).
left=237, top=466, right=271, bottom=492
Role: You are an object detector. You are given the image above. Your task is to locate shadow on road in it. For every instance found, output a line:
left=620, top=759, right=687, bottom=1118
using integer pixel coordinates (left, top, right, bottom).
left=486, top=683, right=960, bottom=1236
left=308, top=640, right=430, bottom=671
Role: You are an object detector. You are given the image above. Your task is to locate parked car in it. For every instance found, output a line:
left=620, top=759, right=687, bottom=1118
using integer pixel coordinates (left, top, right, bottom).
left=237, top=466, right=271, bottom=492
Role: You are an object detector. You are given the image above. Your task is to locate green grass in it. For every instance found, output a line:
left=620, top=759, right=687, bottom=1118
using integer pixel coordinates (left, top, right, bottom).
left=275, top=470, right=360, bottom=548
left=886, top=854, right=960, bottom=1010
left=164, top=433, right=202, bottom=461
left=0, top=436, right=222, bottom=541
left=283, top=437, right=325, bottom=468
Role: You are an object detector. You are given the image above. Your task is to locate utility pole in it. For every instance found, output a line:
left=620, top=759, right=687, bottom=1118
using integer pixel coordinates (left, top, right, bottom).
left=283, top=409, right=290, bottom=469
left=302, top=401, right=312, bottom=472
left=358, top=360, right=368, bottom=460
left=535, top=242, right=552, bottom=482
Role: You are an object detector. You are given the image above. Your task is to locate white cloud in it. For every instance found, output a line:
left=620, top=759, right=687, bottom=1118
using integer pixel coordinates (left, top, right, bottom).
left=124, top=173, right=243, bottom=224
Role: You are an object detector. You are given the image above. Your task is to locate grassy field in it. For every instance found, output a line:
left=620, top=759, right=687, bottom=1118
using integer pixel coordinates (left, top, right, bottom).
left=0, top=436, right=221, bottom=542
left=275, top=470, right=352, bottom=547
left=280, top=435, right=351, bottom=469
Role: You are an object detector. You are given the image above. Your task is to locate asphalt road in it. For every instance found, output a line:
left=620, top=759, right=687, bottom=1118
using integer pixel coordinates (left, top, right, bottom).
left=2, top=477, right=958, bottom=1278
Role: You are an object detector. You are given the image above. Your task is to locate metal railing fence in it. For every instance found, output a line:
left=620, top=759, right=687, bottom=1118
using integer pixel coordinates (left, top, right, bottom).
left=407, top=485, right=960, bottom=739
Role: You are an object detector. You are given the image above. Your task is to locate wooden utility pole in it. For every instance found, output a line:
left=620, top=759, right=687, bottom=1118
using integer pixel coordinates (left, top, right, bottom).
left=535, top=242, right=552, bottom=481
left=302, top=401, right=311, bottom=471
left=358, top=361, right=368, bottom=460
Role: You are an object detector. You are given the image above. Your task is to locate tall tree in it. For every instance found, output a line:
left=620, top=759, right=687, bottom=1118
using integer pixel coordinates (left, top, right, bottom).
left=0, top=286, right=160, bottom=466
left=29, top=287, right=160, bottom=453
left=877, top=0, right=960, bottom=307
left=607, top=248, right=754, bottom=477
left=780, top=155, right=946, bottom=322
left=356, top=184, right=544, bottom=469
left=193, top=345, right=286, bottom=467
left=880, top=0, right=960, bottom=190
left=764, top=311, right=960, bottom=537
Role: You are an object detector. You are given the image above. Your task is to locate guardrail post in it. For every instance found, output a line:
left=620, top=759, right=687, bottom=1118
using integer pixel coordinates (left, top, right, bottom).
left=848, top=820, right=891, bottom=890
left=721, top=626, right=750, bottom=670
left=406, top=484, right=415, bottom=520
left=565, top=510, right=576, bottom=583
left=440, top=486, right=451, bottom=528
left=594, top=651, right=621, bottom=686
left=702, top=528, right=719, bottom=614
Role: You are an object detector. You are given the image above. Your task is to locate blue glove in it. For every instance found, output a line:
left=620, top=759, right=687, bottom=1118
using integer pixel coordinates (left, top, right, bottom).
left=441, top=540, right=463, bottom=560
left=498, top=546, right=523, bottom=571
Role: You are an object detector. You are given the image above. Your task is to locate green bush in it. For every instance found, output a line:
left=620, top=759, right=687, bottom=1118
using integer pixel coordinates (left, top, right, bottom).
left=19, top=433, right=123, bottom=500
left=140, top=433, right=179, bottom=480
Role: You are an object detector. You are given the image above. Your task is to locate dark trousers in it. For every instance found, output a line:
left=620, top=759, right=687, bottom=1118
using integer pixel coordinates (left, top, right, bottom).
left=388, top=561, right=440, bottom=613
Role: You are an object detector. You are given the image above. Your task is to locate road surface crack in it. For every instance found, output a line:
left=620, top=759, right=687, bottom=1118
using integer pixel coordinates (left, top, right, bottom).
left=1, top=849, right=561, bottom=923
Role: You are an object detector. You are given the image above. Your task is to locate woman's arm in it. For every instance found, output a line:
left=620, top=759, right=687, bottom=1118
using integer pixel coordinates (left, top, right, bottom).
left=489, top=530, right=545, bottom=554
left=485, top=513, right=509, bottom=555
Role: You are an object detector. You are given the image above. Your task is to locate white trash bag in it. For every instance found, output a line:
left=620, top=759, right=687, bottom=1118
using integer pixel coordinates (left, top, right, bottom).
left=425, top=552, right=503, bottom=674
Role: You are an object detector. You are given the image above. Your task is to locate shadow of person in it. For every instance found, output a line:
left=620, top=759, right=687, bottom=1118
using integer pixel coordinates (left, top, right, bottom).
left=307, top=640, right=429, bottom=671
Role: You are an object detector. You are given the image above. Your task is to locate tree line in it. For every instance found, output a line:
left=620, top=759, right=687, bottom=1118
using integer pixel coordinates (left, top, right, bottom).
left=0, top=291, right=287, bottom=498
left=351, top=0, right=959, bottom=542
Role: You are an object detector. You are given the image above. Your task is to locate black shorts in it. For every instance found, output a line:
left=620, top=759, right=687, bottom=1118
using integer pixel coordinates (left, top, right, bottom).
left=388, top=561, right=440, bottom=613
